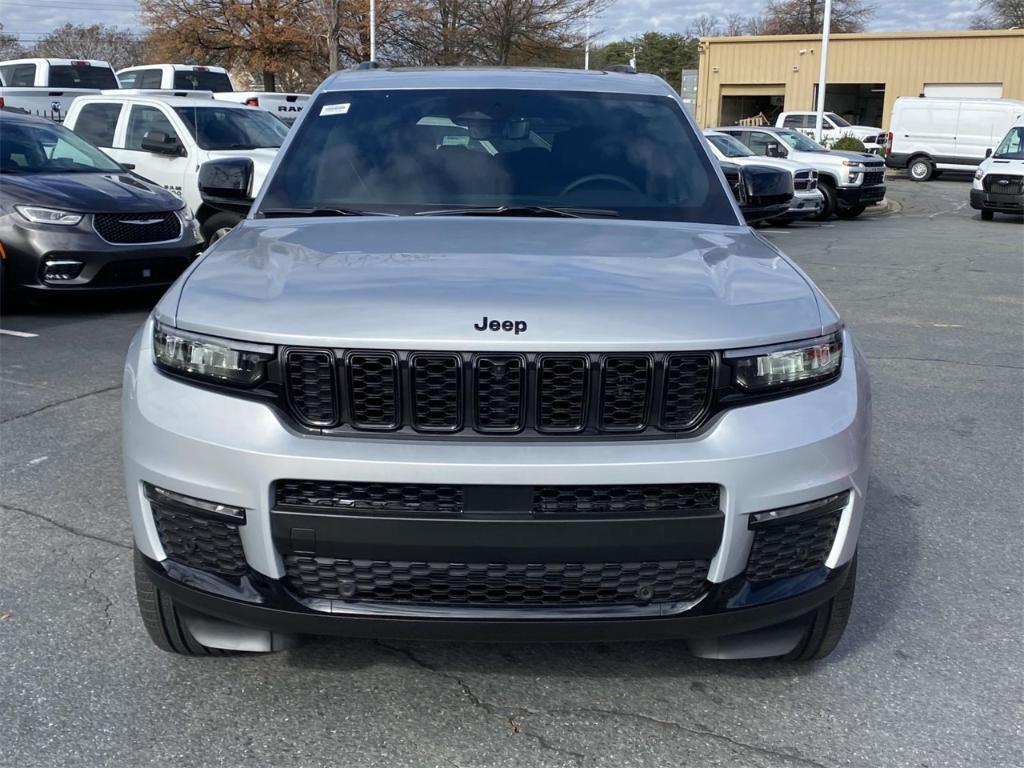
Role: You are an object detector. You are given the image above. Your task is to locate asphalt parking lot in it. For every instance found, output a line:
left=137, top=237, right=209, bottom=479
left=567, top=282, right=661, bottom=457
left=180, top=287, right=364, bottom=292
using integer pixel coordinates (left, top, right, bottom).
left=1, top=176, right=1021, bottom=768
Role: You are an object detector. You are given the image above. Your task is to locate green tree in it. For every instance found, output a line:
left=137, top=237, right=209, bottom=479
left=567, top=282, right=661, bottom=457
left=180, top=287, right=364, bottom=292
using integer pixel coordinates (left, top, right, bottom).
left=592, top=31, right=697, bottom=92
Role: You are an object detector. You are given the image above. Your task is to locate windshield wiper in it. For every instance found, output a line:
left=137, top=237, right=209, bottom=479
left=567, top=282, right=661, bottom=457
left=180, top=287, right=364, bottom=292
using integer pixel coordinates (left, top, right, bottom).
left=258, top=207, right=396, bottom=218
left=414, top=205, right=620, bottom=219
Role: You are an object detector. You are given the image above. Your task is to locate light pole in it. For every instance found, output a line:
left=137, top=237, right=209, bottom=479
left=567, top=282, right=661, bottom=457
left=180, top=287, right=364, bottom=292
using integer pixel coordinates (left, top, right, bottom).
left=813, top=0, right=832, bottom=143
left=369, top=0, right=376, bottom=61
left=584, top=18, right=590, bottom=70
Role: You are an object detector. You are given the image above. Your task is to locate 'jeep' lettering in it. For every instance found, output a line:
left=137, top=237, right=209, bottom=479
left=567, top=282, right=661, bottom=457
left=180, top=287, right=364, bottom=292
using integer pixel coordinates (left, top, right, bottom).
left=474, top=316, right=527, bottom=335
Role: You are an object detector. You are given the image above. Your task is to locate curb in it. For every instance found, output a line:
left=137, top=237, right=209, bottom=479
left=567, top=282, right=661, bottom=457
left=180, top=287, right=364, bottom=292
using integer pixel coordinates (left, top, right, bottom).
left=862, top=197, right=902, bottom=217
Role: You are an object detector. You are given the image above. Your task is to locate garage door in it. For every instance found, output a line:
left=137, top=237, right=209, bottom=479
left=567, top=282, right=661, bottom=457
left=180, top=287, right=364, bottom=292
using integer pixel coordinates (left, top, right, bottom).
left=924, top=83, right=1003, bottom=99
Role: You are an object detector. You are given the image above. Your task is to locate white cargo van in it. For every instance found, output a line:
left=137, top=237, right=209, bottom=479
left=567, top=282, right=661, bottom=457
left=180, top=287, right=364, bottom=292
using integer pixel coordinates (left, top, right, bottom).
left=885, top=96, right=1024, bottom=181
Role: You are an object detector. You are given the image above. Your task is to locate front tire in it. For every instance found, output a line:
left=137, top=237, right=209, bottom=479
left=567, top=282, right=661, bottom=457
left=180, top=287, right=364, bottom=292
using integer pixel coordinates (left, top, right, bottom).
left=981, top=210, right=994, bottom=221
left=909, top=156, right=933, bottom=182
left=783, top=556, right=857, bottom=661
left=200, top=211, right=242, bottom=245
left=812, top=182, right=837, bottom=221
left=134, top=551, right=231, bottom=656
left=836, top=204, right=866, bottom=219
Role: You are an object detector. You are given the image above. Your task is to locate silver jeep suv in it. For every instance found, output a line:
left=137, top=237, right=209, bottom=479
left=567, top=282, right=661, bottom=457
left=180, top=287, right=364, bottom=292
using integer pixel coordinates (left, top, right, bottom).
left=124, top=67, right=871, bottom=660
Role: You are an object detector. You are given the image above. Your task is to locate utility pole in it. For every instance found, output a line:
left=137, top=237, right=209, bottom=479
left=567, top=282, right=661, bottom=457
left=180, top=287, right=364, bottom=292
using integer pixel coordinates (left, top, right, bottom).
left=629, top=45, right=639, bottom=69
left=369, top=0, right=376, bottom=61
left=813, top=0, right=832, bottom=143
left=584, top=18, right=590, bottom=70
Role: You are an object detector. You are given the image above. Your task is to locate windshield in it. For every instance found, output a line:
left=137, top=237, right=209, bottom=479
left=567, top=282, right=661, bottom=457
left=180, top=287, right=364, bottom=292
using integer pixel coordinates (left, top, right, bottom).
left=174, top=106, right=288, bottom=150
left=993, top=126, right=1024, bottom=160
left=258, top=89, right=738, bottom=224
left=826, top=112, right=851, bottom=127
left=776, top=128, right=828, bottom=152
left=707, top=133, right=754, bottom=158
left=49, top=65, right=118, bottom=90
left=173, top=69, right=233, bottom=92
left=0, top=119, right=123, bottom=174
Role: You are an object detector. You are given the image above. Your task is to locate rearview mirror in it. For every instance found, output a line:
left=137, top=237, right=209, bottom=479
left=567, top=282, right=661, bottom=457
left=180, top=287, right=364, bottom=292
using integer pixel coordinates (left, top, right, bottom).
left=198, top=157, right=254, bottom=209
left=141, top=130, right=183, bottom=156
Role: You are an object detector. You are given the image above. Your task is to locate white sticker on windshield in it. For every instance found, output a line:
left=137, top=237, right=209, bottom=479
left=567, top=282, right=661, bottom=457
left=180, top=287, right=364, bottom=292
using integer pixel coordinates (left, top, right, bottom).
left=320, top=103, right=350, bottom=116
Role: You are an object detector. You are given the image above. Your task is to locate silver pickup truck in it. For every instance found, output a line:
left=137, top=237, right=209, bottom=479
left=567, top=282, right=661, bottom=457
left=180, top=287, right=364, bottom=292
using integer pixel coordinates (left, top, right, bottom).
left=124, top=67, right=870, bottom=662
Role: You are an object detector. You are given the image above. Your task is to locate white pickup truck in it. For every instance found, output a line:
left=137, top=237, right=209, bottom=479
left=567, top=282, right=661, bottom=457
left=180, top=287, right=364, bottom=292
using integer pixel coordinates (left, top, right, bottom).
left=116, top=64, right=309, bottom=125
left=775, top=111, right=885, bottom=153
left=0, top=58, right=118, bottom=123
left=64, top=93, right=289, bottom=242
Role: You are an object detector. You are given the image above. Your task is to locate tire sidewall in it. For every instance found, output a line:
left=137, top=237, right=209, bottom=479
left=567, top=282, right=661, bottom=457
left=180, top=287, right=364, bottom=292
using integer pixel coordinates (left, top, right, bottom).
left=909, top=157, right=933, bottom=182
left=813, top=182, right=837, bottom=221
left=200, top=211, right=242, bottom=245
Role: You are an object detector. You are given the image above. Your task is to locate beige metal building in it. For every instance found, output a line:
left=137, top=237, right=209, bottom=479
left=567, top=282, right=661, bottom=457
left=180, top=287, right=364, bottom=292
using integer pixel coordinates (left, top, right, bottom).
left=695, top=29, right=1024, bottom=130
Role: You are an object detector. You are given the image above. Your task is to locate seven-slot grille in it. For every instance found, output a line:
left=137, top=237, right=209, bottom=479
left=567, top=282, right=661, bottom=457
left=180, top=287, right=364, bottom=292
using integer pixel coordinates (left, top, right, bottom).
left=282, top=350, right=715, bottom=436
left=984, top=174, right=1023, bottom=195
left=93, top=211, right=181, bottom=244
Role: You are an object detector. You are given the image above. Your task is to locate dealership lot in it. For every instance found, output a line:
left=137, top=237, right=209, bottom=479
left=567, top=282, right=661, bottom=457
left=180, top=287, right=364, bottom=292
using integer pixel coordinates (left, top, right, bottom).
left=1, top=177, right=1021, bottom=767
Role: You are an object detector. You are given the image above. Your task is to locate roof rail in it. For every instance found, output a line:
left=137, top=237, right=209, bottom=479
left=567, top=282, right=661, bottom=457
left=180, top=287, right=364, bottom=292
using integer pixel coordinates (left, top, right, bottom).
left=356, top=61, right=381, bottom=70
left=603, top=64, right=636, bottom=74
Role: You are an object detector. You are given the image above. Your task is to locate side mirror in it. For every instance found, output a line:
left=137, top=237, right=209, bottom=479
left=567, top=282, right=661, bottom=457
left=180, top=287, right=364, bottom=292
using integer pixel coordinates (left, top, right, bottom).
left=766, top=144, right=781, bottom=158
left=985, top=148, right=993, bottom=158
left=198, top=157, right=254, bottom=210
left=736, top=165, right=794, bottom=224
left=141, top=130, right=183, bottom=156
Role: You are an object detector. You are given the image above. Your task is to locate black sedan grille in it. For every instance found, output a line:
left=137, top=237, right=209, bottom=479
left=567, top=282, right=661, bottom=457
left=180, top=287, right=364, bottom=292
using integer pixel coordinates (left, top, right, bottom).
left=94, top=211, right=181, bottom=244
left=282, top=350, right=714, bottom=437
left=284, top=556, right=710, bottom=606
left=984, top=174, right=1023, bottom=195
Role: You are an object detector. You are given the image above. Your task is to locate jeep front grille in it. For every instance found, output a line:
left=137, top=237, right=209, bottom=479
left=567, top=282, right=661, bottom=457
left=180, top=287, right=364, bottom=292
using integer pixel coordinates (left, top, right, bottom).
left=282, top=350, right=714, bottom=436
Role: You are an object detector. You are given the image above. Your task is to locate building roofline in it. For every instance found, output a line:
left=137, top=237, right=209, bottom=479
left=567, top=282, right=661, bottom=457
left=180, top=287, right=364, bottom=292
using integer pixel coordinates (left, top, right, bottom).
left=700, top=28, right=1024, bottom=44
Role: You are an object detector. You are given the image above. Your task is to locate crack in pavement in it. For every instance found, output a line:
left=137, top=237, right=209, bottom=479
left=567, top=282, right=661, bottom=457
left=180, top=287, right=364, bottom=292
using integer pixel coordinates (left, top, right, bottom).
left=1, top=502, right=131, bottom=550
left=0, top=384, right=122, bottom=425
left=68, top=551, right=122, bottom=628
left=375, top=641, right=830, bottom=768
left=866, top=355, right=1024, bottom=371
left=376, top=641, right=587, bottom=766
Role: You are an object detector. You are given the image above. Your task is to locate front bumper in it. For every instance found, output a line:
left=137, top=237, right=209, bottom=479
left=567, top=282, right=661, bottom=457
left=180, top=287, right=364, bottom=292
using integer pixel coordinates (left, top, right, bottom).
left=775, top=189, right=824, bottom=221
left=836, top=184, right=886, bottom=207
left=1, top=215, right=202, bottom=291
left=971, top=188, right=1024, bottom=215
left=123, top=324, right=871, bottom=640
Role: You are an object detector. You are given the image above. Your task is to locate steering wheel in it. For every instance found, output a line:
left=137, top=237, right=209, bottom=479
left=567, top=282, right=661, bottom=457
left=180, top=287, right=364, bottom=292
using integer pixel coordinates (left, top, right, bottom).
left=560, top=173, right=641, bottom=196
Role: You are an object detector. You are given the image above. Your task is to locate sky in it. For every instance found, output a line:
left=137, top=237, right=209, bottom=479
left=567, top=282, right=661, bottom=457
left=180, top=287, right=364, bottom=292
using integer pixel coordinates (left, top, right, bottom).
left=0, top=0, right=984, bottom=47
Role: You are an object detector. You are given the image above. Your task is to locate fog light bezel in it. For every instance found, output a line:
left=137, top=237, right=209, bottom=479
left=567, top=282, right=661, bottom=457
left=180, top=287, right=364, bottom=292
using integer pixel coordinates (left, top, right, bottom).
left=144, top=482, right=246, bottom=523
left=747, top=491, right=850, bottom=529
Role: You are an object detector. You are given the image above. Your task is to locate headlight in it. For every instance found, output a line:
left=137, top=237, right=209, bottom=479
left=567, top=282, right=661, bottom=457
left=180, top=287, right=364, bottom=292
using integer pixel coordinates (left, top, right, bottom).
left=153, top=322, right=274, bottom=386
left=15, top=205, right=82, bottom=225
left=974, top=169, right=984, bottom=181
left=727, top=331, right=843, bottom=391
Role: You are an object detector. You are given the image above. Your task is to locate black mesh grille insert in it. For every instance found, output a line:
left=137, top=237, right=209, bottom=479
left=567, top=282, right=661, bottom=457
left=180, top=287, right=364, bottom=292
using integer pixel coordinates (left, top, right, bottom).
left=475, top=355, right=525, bottom=431
left=152, top=504, right=246, bottom=576
left=275, top=480, right=464, bottom=514
left=863, top=170, right=885, bottom=186
left=94, top=211, right=181, bottom=244
left=600, top=355, right=652, bottom=430
left=661, top=354, right=713, bottom=430
left=746, top=508, right=842, bottom=582
left=534, top=484, right=720, bottom=517
left=537, top=356, right=588, bottom=431
left=284, top=556, right=710, bottom=606
left=411, top=354, right=461, bottom=431
left=347, top=352, right=399, bottom=428
left=285, top=350, right=337, bottom=426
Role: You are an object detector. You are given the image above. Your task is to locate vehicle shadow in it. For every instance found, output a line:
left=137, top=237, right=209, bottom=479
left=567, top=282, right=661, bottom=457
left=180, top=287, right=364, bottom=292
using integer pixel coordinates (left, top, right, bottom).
left=283, top=477, right=917, bottom=680
left=0, top=288, right=165, bottom=318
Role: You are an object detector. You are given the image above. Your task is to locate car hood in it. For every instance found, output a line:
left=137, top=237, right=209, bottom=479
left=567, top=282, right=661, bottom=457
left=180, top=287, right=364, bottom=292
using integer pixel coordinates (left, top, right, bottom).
left=726, top=156, right=812, bottom=175
left=0, top=171, right=182, bottom=212
left=203, top=148, right=278, bottom=198
left=842, top=125, right=882, bottom=137
left=173, top=217, right=827, bottom=351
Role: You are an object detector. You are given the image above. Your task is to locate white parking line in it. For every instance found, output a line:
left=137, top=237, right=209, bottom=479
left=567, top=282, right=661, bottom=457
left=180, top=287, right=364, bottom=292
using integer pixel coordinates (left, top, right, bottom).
left=0, top=329, right=39, bottom=338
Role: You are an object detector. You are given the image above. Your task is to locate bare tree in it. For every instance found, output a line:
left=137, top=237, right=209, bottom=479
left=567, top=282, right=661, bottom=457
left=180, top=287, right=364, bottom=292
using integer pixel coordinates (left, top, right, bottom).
left=760, top=0, right=875, bottom=33
left=0, top=24, right=24, bottom=60
left=26, top=24, right=146, bottom=70
left=687, top=14, right=720, bottom=38
left=723, top=14, right=747, bottom=36
left=470, top=0, right=609, bottom=66
left=970, top=0, right=1024, bottom=28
